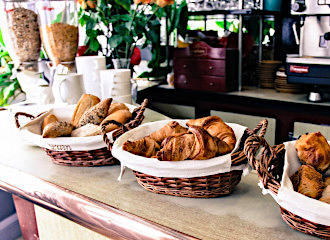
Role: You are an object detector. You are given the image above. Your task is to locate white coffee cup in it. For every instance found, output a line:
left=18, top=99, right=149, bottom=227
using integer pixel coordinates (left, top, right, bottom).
left=113, top=94, right=132, bottom=104
left=52, top=73, right=85, bottom=104
left=75, top=56, right=106, bottom=97
left=100, top=69, right=131, bottom=99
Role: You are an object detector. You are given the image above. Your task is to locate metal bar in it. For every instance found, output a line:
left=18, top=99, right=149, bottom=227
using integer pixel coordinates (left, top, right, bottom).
left=204, top=15, right=207, bottom=30
left=238, top=0, right=244, bottom=91
left=258, top=15, right=263, bottom=62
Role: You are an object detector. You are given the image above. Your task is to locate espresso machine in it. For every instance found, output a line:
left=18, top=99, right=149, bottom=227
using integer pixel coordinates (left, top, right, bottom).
left=286, top=0, right=330, bottom=102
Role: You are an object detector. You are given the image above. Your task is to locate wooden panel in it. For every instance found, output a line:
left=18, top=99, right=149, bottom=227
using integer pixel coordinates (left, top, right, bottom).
left=293, top=122, right=330, bottom=139
left=35, top=205, right=110, bottom=240
left=12, top=195, right=38, bottom=240
left=210, top=110, right=276, bottom=146
left=174, top=58, right=226, bottom=76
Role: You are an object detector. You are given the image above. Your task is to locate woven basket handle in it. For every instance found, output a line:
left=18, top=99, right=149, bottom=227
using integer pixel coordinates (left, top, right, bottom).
left=244, top=134, right=284, bottom=195
left=101, top=98, right=149, bottom=151
left=14, top=112, right=37, bottom=128
left=248, top=119, right=268, bottom=138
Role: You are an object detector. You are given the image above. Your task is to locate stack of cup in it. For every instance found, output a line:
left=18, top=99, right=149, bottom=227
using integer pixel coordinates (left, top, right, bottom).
left=99, top=69, right=132, bottom=104
left=75, top=56, right=106, bottom=98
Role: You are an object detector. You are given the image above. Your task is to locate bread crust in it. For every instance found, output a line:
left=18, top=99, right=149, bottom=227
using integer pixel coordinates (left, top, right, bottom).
left=42, top=114, right=58, bottom=131
left=42, top=121, right=73, bottom=138
left=71, top=94, right=100, bottom=128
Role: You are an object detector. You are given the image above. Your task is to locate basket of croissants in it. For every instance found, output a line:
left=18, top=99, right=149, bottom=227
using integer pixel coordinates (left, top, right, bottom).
left=15, top=94, right=148, bottom=167
left=112, top=116, right=268, bottom=198
left=244, top=132, right=330, bottom=238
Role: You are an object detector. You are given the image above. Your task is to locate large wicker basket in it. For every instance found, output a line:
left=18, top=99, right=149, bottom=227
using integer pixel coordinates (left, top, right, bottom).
left=244, top=135, right=330, bottom=239
left=129, top=119, right=269, bottom=198
left=15, top=99, right=148, bottom=167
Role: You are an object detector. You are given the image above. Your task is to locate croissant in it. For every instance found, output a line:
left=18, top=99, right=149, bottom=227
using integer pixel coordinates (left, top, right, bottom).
left=123, top=137, right=160, bottom=158
left=187, top=116, right=236, bottom=152
left=295, top=132, right=330, bottom=172
left=122, top=121, right=187, bottom=157
left=157, top=126, right=232, bottom=161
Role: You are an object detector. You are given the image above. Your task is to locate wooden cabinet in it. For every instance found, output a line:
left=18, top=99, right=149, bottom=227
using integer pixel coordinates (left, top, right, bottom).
left=173, top=41, right=238, bottom=93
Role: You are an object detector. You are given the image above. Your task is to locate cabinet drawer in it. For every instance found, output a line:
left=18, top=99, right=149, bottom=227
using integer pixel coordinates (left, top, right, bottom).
left=201, top=76, right=226, bottom=92
left=174, top=74, right=200, bottom=90
left=174, top=58, right=226, bottom=76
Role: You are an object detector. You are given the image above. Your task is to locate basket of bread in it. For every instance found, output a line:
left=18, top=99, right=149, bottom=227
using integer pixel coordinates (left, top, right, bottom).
left=244, top=132, right=330, bottom=238
left=112, top=116, right=268, bottom=198
left=15, top=94, right=148, bottom=166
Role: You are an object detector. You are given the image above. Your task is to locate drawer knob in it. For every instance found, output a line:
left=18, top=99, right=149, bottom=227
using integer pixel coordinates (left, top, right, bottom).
left=184, top=80, right=188, bottom=84
left=183, top=64, right=187, bottom=68
left=209, top=82, right=214, bottom=86
left=209, top=66, right=214, bottom=70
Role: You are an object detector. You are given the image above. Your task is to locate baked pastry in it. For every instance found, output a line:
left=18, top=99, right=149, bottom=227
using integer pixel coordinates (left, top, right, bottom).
left=108, top=103, right=129, bottom=115
left=295, top=132, right=330, bottom=172
left=187, top=116, right=236, bottom=152
left=71, top=94, right=100, bottom=128
left=325, top=177, right=330, bottom=186
left=157, top=126, right=232, bottom=161
left=320, top=185, right=330, bottom=204
left=77, top=98, right=112, bottom=128
left=101, top=109, right=132, bottom=133
left=122, top=121, right=187, bottom=157
left=295, top=165, right=324, bottom=199
left=42, top=121, right=73, bottom=138
left=71, top=124, right=101, bottom=137
left=42, top=114, right=58, bottom=131
left=148, top=121, right=188, bottom=143
left=123, top=137, right=160, bottom=158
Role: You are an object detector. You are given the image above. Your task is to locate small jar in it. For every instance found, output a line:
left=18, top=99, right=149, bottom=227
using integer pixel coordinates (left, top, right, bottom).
left=0, top=0, right=41, bottom=71
left=37, top=0, right=78, bottom=66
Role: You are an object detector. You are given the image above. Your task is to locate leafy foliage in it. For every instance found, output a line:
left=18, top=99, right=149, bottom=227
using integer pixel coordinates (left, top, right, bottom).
left=0, top=30, right=21, bottom=107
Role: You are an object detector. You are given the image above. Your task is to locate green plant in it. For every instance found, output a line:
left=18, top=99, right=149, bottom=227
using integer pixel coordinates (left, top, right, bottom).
left=78, top=0, right=188, bottom=75
left=0, top=30, right=21, bottom=107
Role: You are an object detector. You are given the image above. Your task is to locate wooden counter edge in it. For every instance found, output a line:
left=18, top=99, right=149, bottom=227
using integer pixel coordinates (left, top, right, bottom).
left=0, top=165, right=197, bottom=240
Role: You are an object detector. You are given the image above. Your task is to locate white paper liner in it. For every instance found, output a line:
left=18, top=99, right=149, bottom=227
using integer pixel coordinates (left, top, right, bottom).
left=112, top=119, right=249, bottom=179
left=258, top=140, right=330, bottom=226
left=18, top=104, right=138, bottom=151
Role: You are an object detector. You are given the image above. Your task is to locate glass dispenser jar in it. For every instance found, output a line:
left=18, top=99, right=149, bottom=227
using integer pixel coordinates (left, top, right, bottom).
left=37, top=0, right=78, bottom=66
left=0, top=0, right=41, bottom=71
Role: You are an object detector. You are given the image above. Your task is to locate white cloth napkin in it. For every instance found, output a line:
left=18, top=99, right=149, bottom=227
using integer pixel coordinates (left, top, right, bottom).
left=112, top=119, right=248, bottom=179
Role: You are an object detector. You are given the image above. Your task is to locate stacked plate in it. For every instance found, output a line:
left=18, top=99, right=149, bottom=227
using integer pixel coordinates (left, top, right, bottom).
left=275, top=68, right=305, bottom=93
left=257, top=60, right=282, bottom=89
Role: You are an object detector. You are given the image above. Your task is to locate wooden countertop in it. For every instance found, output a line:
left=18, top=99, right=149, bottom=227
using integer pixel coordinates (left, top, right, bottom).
left=0, top=108, right=318, bottom=239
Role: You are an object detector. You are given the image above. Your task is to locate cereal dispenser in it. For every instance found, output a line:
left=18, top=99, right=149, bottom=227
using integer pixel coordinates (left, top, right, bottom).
left=37, top=0, right=78, bottom=68
left=0, top=0, right=41, bottom=71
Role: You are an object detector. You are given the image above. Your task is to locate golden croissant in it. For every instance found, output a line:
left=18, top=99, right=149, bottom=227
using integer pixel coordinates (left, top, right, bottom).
left=157, top=126, right=232, bottom=161
left=187, top=116, right=236, bottom=152
left=122, top=121, right=187, bottom=157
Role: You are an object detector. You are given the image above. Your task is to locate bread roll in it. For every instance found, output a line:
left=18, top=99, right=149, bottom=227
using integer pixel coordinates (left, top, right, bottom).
left=296, top=165, right=324, bottom=199
left=320, top=185, right=330, bottom=204
left=42, top=121, right=73, bottom=138
left=325, top=177, right=330, bottom=186
left=78, top=98, right=112, bottom=128
left=101, top=109, right=132, bottom=133
left=42, top=114, right=58, bottom=131
left=71, top=124, right=101, bottom=137
left=295, top=132, right=330, bottom=172
left=108, top=103, right=129, bottom=115
left=71, top=94, right=100, bottom=128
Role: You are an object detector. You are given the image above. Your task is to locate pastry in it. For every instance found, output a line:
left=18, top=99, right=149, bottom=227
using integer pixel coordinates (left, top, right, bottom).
left=77, top=98, right=112, bottom=128
left=187, top=116, right=236, bottom=152
left=325, top=177, right=330, bottom=186
left=108, top=102, right=129, bottom=115
left=296, top=165, right=324, bottom=199
left=42, top=114, right=58, bottom=131
left=148, top=121, right=188, bottom=143
left=42, top=121, right=73, bottom=138
left=157, top=126, right=232, bottom=161
left=123, top=137, right=160, bottom=158
left=295, top=132, right=330, bottom=172
left=320, top=185, right=330, bottom=204
left=71, top=94, right=100, bottom=128
left=71, top=124, right=101, bottom=137
left=101, top=109, right=132, bottom=133
left=290, top=171, right=300, bottom=191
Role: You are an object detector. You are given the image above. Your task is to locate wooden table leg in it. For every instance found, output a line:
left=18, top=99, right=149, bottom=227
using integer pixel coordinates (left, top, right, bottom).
left=13, top=195, right=39, bottom=240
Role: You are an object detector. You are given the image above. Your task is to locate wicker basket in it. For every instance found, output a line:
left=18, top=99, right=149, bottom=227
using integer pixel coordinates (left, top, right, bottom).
left=244, top=136, right=330, bottom=239
left=15, top=99, right=149, bottom=167
left=131, top=119, right=269, bottom=198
